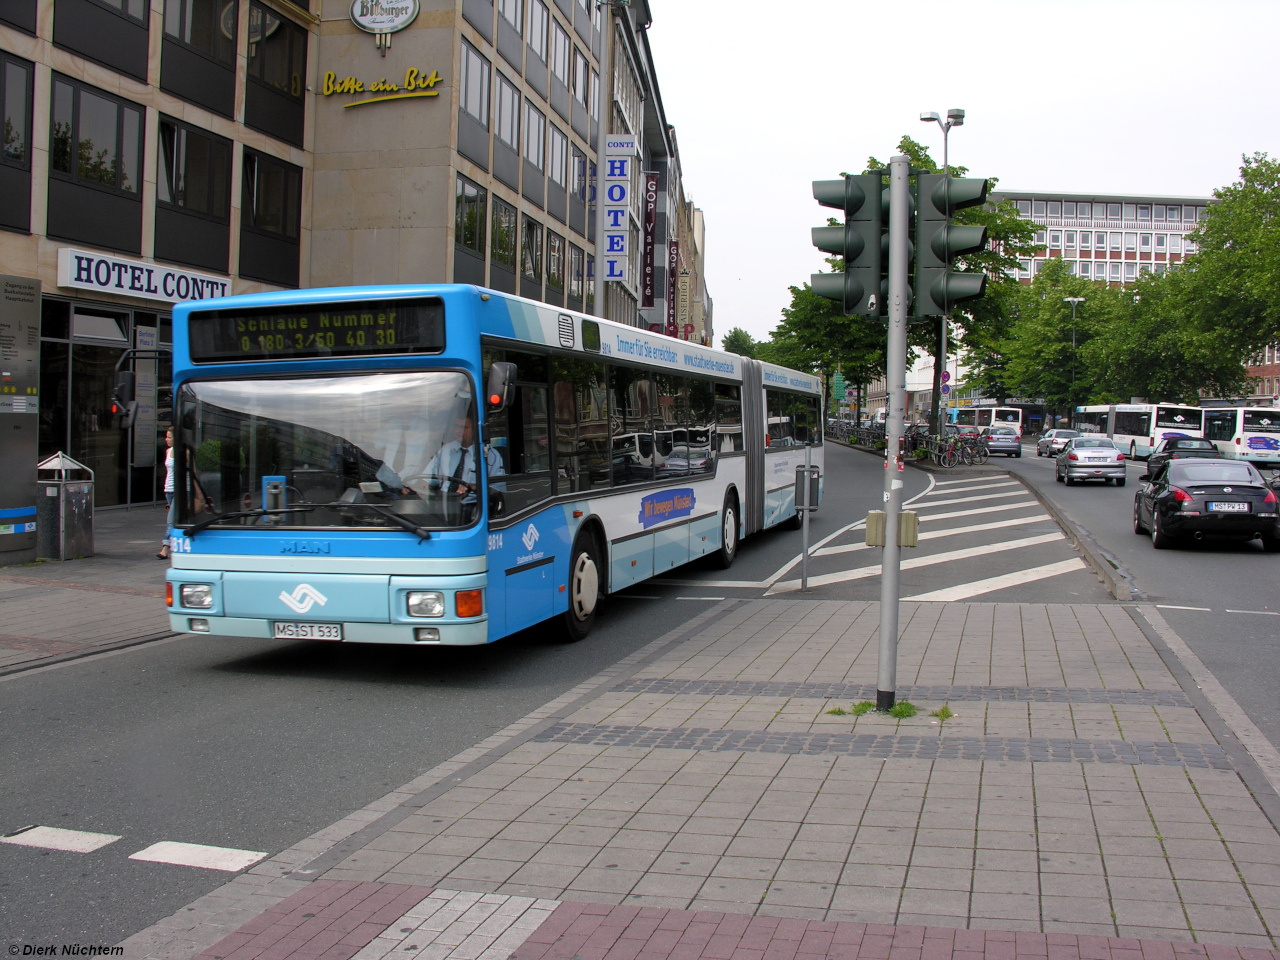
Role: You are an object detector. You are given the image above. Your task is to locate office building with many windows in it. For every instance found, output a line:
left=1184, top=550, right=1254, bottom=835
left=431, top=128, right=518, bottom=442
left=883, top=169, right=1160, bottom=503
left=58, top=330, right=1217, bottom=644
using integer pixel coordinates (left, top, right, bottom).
left=0, top=0, right=706, bottom=513
left=993, top=190, right=1213, bottom=286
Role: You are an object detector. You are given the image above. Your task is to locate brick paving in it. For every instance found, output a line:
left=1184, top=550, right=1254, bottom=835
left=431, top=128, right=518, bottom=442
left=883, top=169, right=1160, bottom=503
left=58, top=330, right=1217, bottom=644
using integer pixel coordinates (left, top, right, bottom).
left=0, top=503, right=172, bottom=670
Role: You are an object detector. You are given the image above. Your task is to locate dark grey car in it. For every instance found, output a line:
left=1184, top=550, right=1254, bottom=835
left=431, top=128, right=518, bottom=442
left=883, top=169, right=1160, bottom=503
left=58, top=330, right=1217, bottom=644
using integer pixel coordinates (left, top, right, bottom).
left=1056, top=437, right=1127, bottom=485
left=981, top=425, right=1022, bottom=457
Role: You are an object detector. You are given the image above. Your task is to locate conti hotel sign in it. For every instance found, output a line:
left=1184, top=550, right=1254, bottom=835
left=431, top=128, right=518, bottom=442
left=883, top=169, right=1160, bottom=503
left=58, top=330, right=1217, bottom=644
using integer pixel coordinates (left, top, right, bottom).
left=57, top=249, right=230, bottom=305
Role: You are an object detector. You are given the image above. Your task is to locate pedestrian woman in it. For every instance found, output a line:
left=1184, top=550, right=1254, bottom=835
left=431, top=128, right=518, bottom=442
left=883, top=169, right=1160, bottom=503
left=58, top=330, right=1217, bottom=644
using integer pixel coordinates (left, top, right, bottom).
left=158, top=427, right=174, bottom=559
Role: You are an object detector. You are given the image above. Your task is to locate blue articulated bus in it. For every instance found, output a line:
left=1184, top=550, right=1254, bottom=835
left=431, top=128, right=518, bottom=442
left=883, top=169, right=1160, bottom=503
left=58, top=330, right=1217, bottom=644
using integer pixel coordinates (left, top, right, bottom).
left=165, top=285, right=824, bottom=644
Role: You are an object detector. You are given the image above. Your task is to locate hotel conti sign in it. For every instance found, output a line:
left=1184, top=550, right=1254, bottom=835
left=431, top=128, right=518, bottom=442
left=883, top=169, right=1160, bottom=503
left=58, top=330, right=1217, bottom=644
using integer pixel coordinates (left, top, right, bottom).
left=57, top=249, right=230, bottom=305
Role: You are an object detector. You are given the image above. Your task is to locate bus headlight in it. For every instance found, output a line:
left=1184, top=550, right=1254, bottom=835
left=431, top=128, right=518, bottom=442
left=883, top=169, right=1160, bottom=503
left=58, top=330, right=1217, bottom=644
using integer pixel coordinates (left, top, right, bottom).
left=407, top=591, right=445, bottom=617
left=180, top=584, right=213, bottom=609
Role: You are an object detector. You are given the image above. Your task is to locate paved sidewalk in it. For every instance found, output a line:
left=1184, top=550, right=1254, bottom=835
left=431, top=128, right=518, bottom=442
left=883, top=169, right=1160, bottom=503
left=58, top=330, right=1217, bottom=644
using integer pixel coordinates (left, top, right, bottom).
left=118, top=598, right=1280, bottom=960
left=0, top=503, right=172, bottom=671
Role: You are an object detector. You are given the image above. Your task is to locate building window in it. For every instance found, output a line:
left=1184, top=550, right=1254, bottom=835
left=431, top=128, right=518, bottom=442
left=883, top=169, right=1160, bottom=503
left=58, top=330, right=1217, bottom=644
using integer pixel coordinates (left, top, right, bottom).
left=1139, top=233, right=1151, bottom=252
left=528, top=0, right=548, bottom=62
left=460, top=41, right=490, bottom=128
left=495, top=72, right=519, bottom=150
left=2, top=55, right=32, bottom=169
left=568, top=242, right=584, bottom=300
left=498, top=0, right=522, bottom=33
left=548, top=124, right=567, bottom=187
left=492, top=197, right=517, bottom=271
left=1078, top=232, right=1090, bottom=249
left=156, top=118, right=230, bottom=219
left=50, top=77, right=142, bottom=195
left=242, top=148, right=300, bottom=240
left=164, top=0, right=234, bottom=65
left=1122, top=203, right=1136, bottom=220
left=1066, top=262, right=1076, bottom=275
left=1065, top=231, right=1076, bottom=248
left=455, top=174, right=487, bottom=256
left=1109, top=263, right=1121, bottom=281
left=1093, top=231, right=1105, bottom=248
left=247, top=4, right=306, bottom=103
left=1063, top=201, right=1076, bottom=218
left=590, top=68, right=599, bottom=121
left=1109, top=232, right=1121, bottom=251
left=1155, top=234, right=1166, bottom=252
left=571, top=145, right=587, bottom=201
left=1016, top=199, right=1031, bottom=216
left=1124, top=233, right=1136, bottom=251
left=1032, top=200, right=1045, bottom=217
left=522, top=215, right=542, bottom=281
left=1106, top=203, right=1121, bottom=220
left=550, top=20, right=570, bottom=86
left=1078, top=262, right=1090, bottom=278
left=1047, top=201, right=1061, bottom=217
left=572, top=48, right=589, bottom=110
left=1154, top=263, right=1165, bottom=276
left=1167, top=205, right=1181, bottom=222
left=1154, top=205, right=1166, bottom=221
left=1137, top=204, right=1150, bottom=220
left=1124, top=262, right=1136, bottom=281
left=1034, top=230, right=1046, bottom=246
left=1018, top=259, right=1031, bottom=276
left=1170, top=235, right=1182, bottom=253
left=523, top=100, right=545, bottom=169
left=546, top=230, right=565, bottom=292
left=1032, top=259, right=1042, bottom=275
left=1049, top=231, right=1061, bottom=248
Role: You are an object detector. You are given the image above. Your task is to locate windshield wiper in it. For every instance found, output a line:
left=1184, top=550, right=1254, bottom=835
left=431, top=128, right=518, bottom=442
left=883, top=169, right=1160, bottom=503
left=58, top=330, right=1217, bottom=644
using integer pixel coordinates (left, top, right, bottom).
left=185, top=506, right=316, bottom=536
left=325, top=500, right=434, bottom=541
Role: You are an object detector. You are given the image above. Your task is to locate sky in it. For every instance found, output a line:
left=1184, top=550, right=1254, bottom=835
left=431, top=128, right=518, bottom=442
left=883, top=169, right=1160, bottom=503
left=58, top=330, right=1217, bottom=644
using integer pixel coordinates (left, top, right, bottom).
left=643, top=0, right=1280, bottom=349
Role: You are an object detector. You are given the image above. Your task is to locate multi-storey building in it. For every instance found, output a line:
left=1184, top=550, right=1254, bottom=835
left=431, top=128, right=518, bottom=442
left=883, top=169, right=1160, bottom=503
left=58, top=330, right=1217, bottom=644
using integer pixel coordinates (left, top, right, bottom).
left=994, top=190, right=1212, bottom=286
left=0, top=0, right=703, bottom=516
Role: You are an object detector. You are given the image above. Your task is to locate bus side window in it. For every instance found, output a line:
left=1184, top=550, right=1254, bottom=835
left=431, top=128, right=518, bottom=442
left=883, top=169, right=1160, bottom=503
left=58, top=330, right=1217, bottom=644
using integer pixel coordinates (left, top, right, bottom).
left=688, top=378, right=716, bottom=475
left=715, top=383, right=743, bottom=453
left=610, top=365, right=655, bottom=486
left=484, top=349, right=552, bottom=516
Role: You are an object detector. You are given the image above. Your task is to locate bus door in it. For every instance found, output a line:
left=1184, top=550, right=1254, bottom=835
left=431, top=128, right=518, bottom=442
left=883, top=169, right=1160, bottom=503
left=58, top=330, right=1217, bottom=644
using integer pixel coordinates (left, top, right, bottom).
left=1240, top=408, right=1280, bottom=464
left=1203, top=409, right=1239, bottom=457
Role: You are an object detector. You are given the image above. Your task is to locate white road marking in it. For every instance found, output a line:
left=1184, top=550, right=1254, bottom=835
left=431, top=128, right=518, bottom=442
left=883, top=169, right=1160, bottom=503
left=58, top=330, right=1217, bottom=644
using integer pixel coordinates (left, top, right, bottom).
left=1, top=825, right=121, bottom=853
left=767, top=532, right=1065, bottom=595
left=1156, top=604, right=1213, bottom=612
left=914, top=490, right=1030, bottom=510
left=933, top=475, right=1010, bottom=487
left=1225, top=609, right=1280, bottom=616
left=901, top=558, right=1088, bottom=602
left=814, top=513, right=1053, bottom=557
left=615, top=594, right=661, bottom=600
left=129, top=841, right=266, bottom=872
left=919, top=481, right=1019, bottom=496
left=676, top=596, right=725, bottom=601
left=918, top=501, right=1042, bottom=524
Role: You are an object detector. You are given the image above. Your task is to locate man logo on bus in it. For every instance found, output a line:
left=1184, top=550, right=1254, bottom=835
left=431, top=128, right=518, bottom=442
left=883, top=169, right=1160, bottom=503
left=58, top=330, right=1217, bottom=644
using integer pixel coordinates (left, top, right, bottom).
left=522, top=523, right=540, bottom=551
left=279, top=584, right=328, bottom=615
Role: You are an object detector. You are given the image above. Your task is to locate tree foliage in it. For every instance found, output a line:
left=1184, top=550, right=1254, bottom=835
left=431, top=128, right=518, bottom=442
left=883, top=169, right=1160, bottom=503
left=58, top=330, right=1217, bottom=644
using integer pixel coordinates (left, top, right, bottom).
left=720, top=327, right=757, bottom=358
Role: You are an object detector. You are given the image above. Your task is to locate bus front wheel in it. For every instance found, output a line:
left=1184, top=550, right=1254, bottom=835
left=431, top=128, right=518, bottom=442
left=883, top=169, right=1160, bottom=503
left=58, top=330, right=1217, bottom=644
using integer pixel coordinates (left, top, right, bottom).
left=563, top=532, right=600, bottom=642
left=717, top=495, right=739, bottom=569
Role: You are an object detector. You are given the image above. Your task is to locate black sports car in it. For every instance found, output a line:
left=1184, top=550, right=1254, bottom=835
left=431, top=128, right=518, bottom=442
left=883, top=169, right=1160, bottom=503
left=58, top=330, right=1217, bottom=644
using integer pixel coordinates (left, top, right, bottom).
left=1146, top=437, right=1221, bottom=473
left=1134, top=459, right=1280, bottom=550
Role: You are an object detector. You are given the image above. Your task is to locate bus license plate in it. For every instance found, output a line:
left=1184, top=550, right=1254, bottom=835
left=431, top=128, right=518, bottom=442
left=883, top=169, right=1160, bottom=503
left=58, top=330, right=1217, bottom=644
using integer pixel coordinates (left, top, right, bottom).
left=1207, top=502, right=1248, bottom=513
left=274, top=622, right=343, bottom=640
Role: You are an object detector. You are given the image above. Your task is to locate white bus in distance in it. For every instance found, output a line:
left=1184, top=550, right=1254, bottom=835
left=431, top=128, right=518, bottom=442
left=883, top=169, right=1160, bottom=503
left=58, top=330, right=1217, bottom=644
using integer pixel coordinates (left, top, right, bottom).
left=1204, top=407, right=1280, bottom=466
left=1072, top=403, right=1204, bottom=459
left=950, top=406, right=1024, bottom=436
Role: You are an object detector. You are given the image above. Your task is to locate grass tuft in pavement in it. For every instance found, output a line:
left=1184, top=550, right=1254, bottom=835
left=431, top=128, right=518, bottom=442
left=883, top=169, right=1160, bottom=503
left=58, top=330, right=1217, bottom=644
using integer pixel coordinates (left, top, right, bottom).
left=930, top=705, right=954, bottom=722
left=887, top=700, right=918, bottom=718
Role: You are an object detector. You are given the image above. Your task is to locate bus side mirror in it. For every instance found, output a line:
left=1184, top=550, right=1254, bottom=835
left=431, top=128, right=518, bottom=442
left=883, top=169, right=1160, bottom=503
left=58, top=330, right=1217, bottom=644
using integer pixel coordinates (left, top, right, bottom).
left=486, top=362, right=517, bottom=412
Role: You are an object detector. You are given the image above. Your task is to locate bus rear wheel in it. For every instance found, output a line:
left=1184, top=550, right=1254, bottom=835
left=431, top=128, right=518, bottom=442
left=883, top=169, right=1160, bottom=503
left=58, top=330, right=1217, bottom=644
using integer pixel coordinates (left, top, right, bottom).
left=563, top=532, right=600, bottom=642
left=717, top=494, right=739, bottom=569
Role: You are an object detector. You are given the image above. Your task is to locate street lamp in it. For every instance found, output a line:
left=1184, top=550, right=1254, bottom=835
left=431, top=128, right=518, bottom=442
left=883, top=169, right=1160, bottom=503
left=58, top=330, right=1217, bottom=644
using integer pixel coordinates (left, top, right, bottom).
left=1064, top=296, right=1085, bottom=390
left=920, top=108, right=965, bottom=431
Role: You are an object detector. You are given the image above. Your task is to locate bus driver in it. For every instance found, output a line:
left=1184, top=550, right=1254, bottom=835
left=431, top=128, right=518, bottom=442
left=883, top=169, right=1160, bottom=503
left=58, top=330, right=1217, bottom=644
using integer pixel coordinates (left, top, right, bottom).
left=419, top=413, right=505, bottom=519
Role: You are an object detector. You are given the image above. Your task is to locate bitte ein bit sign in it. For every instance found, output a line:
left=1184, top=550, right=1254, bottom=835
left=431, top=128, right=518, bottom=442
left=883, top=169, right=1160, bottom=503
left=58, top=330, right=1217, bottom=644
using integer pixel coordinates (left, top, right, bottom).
left=603, top=136, right=637, bottom=283
left=57, top=248, right=230, bottom=305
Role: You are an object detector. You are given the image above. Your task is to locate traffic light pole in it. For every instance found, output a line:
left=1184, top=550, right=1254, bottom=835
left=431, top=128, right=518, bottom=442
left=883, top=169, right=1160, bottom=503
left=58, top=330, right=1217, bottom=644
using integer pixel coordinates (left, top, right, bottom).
left=877, top=155, right=911, bottom=713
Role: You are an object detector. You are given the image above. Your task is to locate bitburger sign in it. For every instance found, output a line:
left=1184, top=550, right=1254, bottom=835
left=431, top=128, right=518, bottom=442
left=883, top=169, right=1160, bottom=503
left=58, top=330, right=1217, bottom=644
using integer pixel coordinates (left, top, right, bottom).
left=349, top=0, right=418, bottom=33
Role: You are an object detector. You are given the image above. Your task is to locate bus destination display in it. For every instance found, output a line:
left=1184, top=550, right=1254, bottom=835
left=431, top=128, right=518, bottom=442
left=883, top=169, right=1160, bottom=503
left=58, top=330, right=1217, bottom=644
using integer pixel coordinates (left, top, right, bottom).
left=188, top=298, right=445, bottom=363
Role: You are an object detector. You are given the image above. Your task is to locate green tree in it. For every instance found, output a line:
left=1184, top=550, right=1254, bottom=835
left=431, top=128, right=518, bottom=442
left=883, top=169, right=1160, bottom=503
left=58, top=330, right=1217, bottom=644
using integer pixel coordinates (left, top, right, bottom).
left=720, top=326, right=757, bottom=358
left=866, top=136, right=1038, bottom=430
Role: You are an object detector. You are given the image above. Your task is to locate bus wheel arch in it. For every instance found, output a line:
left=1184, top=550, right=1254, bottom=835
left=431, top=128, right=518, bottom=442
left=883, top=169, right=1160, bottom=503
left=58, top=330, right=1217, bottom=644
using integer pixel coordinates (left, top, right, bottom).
left=563, top=521, right=604, bottom=642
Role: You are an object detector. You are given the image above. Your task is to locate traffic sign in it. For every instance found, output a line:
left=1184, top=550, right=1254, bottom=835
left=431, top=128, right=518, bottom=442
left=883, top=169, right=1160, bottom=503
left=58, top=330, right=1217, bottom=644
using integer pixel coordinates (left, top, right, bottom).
left=940, top=370, right=950, bottom=383
left=845, top=388, right=854, bottom=400
left=941, top=384, right=950, bottom=395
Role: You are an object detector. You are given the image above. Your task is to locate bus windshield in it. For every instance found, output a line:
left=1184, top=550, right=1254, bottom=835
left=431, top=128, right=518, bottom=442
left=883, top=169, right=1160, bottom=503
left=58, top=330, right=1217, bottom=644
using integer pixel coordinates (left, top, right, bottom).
left=177, top=371, right=484, bottom=531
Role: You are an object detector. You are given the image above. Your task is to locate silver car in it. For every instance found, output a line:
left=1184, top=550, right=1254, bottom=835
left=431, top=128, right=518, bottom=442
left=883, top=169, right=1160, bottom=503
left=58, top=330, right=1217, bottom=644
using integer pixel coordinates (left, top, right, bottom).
left=1056, top=437, right=1127, bottom=486
left=981, top=425, right=1022, bottom=457
left=1037, top=429, right=1080, bottom=457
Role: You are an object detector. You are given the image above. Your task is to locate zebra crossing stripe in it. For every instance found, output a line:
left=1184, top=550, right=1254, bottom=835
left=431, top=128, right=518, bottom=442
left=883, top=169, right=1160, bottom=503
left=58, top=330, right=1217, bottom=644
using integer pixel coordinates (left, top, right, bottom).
left=815, top=513, right=1052, bottom=558
left=129, top=841, right=266, bottom=872
left=901, top=558, right=1088, bottom=602
left=1, top=825, right=121, bottom=853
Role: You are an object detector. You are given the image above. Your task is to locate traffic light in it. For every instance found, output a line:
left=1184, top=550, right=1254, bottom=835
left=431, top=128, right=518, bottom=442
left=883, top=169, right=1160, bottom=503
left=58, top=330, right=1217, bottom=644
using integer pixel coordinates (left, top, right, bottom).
left=810, top=174, right=882, bottom=317
left=111, top=370, right=138, bottom=429
left=915, top=174, right=989, bottom=317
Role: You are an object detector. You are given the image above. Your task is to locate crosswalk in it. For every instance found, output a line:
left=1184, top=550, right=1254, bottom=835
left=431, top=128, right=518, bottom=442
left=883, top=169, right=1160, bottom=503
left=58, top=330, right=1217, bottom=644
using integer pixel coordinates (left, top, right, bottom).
left=661, top=473, right=1108, bottom=602
left=1, top=823, right=265, bottom=872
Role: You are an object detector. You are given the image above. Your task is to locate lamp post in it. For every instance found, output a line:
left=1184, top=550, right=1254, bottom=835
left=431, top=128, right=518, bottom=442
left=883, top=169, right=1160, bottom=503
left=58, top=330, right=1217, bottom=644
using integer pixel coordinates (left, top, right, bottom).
left=920, top=109, right=965, bottom=432
left=1063, top=296, right=1084, bottom=389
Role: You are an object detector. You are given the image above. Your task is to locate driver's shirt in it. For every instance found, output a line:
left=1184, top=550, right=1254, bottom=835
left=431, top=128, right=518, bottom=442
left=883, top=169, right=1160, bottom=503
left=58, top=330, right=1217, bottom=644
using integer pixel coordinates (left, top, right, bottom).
left=420, top=441, right=506, bottom=503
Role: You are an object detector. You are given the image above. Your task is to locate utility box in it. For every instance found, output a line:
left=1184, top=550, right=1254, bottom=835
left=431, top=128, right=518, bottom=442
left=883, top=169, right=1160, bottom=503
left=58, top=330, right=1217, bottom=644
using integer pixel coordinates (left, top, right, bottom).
left=866, top=510, right=886, bottom=547
left=865, top=509, right=918, bottom=547
left=36, top=453, right=95, bottom=560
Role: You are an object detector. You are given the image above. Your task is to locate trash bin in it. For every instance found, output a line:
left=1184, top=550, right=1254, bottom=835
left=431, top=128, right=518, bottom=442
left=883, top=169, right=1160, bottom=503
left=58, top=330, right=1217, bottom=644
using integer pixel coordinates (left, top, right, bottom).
left=36, top=452, right=95, bottom=560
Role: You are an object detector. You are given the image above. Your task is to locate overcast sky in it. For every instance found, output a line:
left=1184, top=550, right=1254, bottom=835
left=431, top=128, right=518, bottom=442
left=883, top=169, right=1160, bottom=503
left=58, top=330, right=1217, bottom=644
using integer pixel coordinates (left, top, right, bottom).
left=644, top=0, right=1280, bottom=348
